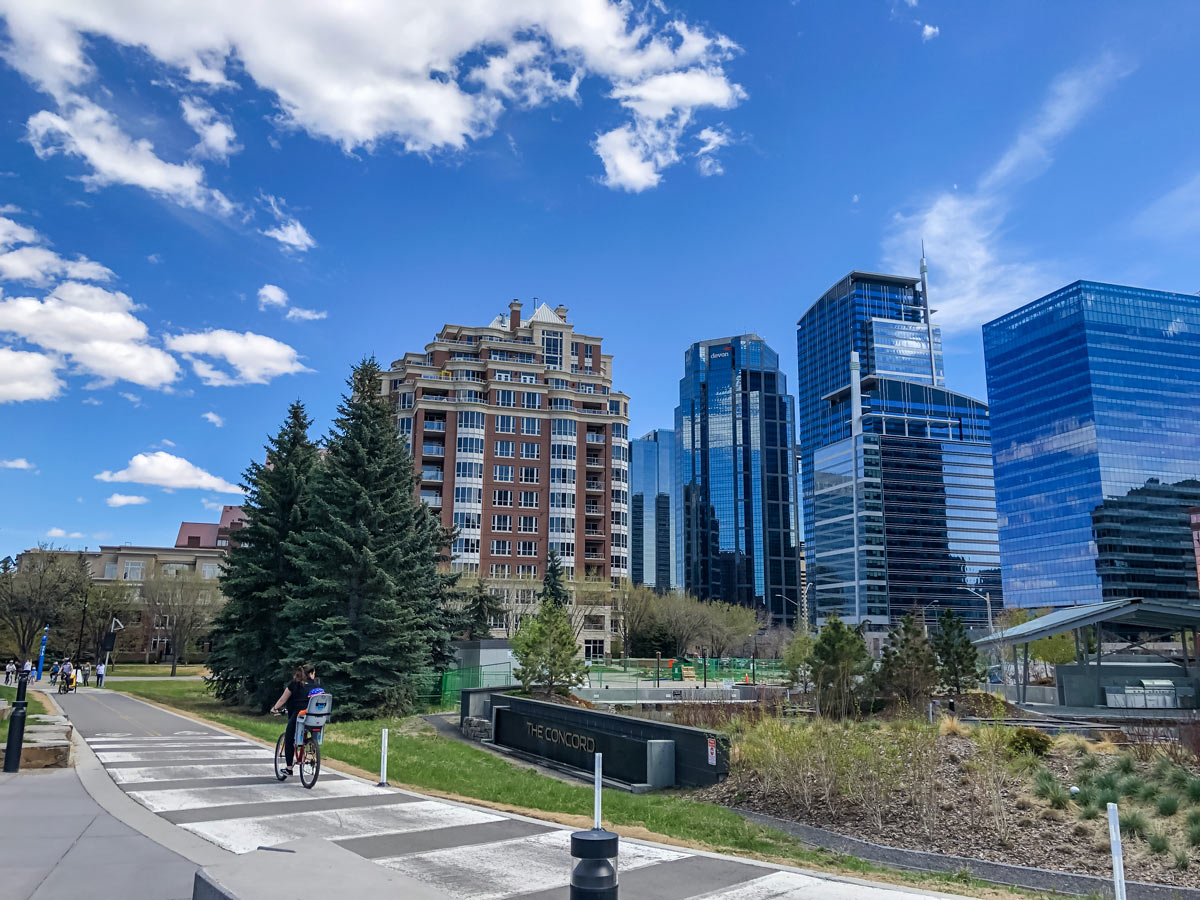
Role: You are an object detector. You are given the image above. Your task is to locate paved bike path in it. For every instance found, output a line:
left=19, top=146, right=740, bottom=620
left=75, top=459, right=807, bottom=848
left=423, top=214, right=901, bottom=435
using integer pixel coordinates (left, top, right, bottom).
left=56, top=690, right=945, bottom=900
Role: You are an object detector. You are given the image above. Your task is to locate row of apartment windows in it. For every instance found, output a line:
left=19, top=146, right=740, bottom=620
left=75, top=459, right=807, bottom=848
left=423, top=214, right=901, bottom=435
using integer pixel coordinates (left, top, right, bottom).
left=489, top=540, right=540, bottom=556
left=104, top=561, right=220, bottom=580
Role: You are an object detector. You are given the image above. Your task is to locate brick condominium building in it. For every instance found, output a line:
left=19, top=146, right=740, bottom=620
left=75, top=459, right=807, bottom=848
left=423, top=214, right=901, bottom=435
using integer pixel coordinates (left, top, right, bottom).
left=381, top=301, right=630, bottom=657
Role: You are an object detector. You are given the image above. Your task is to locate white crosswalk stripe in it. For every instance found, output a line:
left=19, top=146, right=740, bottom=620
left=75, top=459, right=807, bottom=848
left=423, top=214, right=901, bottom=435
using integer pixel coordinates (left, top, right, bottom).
left=378, top=830, right=685, bottom=900
left=126, top=779, right=386, bottom=813
left=96, top=749, right=266, bottom=763
left=180, top=800, right=504, bottom=854
left=89, top=735, right=244, bottom=743
left=110, top=762, right=277, bottom=783
left=692, top=872, right=827, bottom=900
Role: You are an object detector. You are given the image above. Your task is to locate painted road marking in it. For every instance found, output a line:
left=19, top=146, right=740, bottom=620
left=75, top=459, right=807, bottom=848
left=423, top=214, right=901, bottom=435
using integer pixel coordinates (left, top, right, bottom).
left=692, top=872, right=829, bottom=900
left=110, top=763, right=277, bottom=784
left=180, top=799, right=504, bottom=854
left=378, top=830, right=686, bottom=900
left=125, top=780, right=386, bottom=812
left=88, top=735, right=244, bottom=744
left=96, top=749, right=265, bottom=763
left=87, top=742, right=260, bottom=752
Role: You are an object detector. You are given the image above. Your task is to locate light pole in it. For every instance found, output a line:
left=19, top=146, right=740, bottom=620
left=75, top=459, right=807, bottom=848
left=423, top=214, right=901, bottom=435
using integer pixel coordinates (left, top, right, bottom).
left=775, top=583, right=812, bottom=634
left=965, top=587, right=993, bottom=634
left=74, top=585, right=90, bottom=662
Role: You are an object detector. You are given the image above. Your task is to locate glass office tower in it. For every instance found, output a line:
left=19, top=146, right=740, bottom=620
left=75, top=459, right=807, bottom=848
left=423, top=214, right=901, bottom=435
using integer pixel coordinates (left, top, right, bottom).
left=797, top=268, right=1002, bottom=632
left=630, top=429, right=677, bottom=591
left=983, top=281, right=1200, bottom=608
left=674, top=336, right=804, bottom=624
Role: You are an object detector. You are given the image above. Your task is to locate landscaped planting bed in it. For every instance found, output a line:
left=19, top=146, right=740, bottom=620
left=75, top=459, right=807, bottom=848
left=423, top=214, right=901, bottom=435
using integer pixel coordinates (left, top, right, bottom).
left=697, top=715, right=1200, bottom=888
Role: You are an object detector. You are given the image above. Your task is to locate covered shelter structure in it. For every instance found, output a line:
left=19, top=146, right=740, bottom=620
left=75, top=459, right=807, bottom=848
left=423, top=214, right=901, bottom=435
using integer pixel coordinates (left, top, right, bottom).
left=974, top=598, right=1200, bottom=708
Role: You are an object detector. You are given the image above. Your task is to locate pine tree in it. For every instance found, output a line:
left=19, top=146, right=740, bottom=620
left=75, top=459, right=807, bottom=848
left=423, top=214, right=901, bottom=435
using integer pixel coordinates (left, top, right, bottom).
left=461, top=578, right=504, bottom=641
left=539, top=549, right=570, bottom=607
left=875, top=614, right=938, bottom=708
left=932, top=608, right=984, bottom=693
left=510, top=600, right=586, bottom=696
left=282, top=359, right=449, bottom=719
left=207, top=401, right=316, bottom=709
left=809, top=615, right=869, bottom=718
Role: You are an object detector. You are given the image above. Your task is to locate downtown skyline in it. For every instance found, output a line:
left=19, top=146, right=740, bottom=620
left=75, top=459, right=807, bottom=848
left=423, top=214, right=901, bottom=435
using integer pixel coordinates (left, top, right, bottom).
left=1, top=2, right=1198, bottom=553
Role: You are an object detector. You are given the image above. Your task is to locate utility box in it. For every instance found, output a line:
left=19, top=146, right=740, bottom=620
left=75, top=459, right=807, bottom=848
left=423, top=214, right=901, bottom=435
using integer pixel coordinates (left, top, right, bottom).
left=645, top=740, right=675, bottom=789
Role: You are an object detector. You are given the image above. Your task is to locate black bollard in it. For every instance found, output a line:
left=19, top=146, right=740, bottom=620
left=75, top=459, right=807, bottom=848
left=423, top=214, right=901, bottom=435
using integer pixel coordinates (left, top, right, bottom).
left=570, top=828, right=618, bottom=900
left=3, top=671, right=30, bottom=773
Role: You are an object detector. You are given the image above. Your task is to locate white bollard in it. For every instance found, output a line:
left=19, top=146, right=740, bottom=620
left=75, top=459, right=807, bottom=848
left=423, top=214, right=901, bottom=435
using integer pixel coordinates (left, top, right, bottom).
left=1107, top=803, right=1126, bottom=900
left=593, top=752, right=603, bottom=829
left=379, top=728, right=389, bottom=787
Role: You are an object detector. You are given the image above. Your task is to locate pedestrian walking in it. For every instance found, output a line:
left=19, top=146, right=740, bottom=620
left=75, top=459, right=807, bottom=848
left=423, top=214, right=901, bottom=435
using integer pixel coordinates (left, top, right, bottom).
left=22, top=659, right=32, bottom=676
left=81, top=662, right=91, bottom=687
left=50, top=661, right=60, bottom=685
left=95, top=661, right=106, bottom=688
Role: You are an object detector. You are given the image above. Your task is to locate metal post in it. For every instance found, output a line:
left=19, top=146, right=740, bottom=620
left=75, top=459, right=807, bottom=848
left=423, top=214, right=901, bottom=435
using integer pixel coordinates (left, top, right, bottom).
left=1107, top=803, right=1127, bottom=900
left=36, top=625, right=48, bottom=681
left=655, top=652, right=660, bottom=688
left=1022, top=643, right=1030, bottom=704
left=378, top=728, right=389, bottom=786
left=75, top=589, right=89, bottom=662
left=594, top=752, right=603, bottom=828
left=702, top=650, right=707, bottom=689
left=3, top=671, right=29, bottom=772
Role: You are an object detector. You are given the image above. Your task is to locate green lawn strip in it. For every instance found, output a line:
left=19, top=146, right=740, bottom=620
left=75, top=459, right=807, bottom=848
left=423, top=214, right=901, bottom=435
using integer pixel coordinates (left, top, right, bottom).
left=0, top=684, right=50, bottom=743
left=103, top=664, right=207, bottom=678
left=107, top=680, right=1057, bottom=899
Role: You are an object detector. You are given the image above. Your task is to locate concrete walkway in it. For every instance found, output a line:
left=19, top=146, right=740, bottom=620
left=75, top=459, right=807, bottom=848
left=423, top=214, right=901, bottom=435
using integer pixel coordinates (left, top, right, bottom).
left=54, top=690, right=959, bottom=900
left=0, top=768, right=197, bottom=900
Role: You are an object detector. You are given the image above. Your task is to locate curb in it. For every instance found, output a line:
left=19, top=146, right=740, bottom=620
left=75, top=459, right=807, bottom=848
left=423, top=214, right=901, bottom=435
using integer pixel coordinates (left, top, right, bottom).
left=731, top=808, right=1198, bottom=900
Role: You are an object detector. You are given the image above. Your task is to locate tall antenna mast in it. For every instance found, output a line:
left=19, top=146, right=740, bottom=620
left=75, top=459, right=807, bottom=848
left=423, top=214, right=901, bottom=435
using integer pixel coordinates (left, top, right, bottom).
left=919, top=242, right=938, bottom=385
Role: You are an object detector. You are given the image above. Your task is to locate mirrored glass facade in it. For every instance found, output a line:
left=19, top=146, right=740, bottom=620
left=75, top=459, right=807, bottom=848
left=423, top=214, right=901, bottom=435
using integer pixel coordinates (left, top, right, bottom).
left=630, top=429, right=676, bottom=591
left=674, top=336, right=804, bottom=624
left=983, top=281, right=1200, bottom=608
left=798, top=271, right=1002, bottom=629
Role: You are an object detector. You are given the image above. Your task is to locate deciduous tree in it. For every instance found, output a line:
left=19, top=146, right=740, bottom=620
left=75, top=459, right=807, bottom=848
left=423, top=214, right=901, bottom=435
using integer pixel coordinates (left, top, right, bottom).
left=140, top=567, right=222, bottom=676
left=0, top=548, right=90, bottom=659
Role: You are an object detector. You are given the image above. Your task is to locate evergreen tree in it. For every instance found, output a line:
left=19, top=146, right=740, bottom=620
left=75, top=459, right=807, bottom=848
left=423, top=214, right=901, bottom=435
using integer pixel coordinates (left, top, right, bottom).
left=932, top=608, right=984, bottom=693
left=809, top=615, right=869, bottom=718
left=875, top=614, right=938, bottom=707
left=282, top=359, right=448, bottom=719
left=510, top=599, right=586, bottom=695
left=206, top=401, right=316, bottom=709
left=539, top=549, right=569, bottom=607
left=461, top=578, right=504, bottom=641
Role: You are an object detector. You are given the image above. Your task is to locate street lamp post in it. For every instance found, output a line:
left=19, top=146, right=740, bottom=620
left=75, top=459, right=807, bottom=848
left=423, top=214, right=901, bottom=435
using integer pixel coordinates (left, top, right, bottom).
left=965, top=587, right=993, bottom=634
left=74, top=586, right=90, bottom=662
left=775, top=583, right=812, bottom=635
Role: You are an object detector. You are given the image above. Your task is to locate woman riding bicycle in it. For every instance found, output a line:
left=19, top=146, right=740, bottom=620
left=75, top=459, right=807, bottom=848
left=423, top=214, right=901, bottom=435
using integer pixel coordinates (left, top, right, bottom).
left=270, top=664, right=318, bottom=776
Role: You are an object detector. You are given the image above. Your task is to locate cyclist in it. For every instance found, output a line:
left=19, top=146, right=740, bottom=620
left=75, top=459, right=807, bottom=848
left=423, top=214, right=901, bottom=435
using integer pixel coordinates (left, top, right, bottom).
left=270, top=666, right=309, bottom=776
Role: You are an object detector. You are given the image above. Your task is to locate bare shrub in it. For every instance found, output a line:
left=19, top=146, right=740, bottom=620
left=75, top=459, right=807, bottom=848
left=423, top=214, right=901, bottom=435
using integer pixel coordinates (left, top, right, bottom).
left=896, top=718, right=940, bottom=843
left=971, top=724, right=1016, bottom=845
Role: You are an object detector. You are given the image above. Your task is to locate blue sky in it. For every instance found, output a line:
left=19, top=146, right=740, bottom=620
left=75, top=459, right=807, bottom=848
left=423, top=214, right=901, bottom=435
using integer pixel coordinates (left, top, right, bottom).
left=0, top=1, right=1197, bottom=554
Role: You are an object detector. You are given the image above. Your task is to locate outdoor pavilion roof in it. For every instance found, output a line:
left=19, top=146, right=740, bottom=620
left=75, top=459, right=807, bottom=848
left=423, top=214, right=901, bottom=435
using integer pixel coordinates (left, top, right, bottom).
left=973, top=597, right=1200, bottom=648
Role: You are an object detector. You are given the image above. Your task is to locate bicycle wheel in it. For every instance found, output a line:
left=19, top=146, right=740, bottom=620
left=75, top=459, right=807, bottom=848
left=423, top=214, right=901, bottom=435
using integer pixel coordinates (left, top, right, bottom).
left=299, top=735, right=320, bottom=789
left=274, top=732, right=288, bottom=781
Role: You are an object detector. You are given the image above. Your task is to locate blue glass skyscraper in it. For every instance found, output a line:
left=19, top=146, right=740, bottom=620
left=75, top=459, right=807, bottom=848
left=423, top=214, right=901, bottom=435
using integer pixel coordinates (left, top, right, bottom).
left=630, top=429, right=676, bottom=591
left=983, top=281, right=1200, bottom=608
left=674, top=336, right=804, bottom=624
left=797, top=266, right=1002, bottom=632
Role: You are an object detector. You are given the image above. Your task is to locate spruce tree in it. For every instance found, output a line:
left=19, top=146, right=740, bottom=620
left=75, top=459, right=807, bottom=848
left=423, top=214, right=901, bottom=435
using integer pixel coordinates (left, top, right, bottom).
left=207, top=401, right=316, bottom=709
left=932, top=608, right=984, bottom=693
left=875, top=613, right=938, bottom=708
left=539, top=549, right=569, bottom=607
left=462, top=578, right=504, bottom=641
left=511, top=600, right=586, bottom=696
left=809, top=615, right=869, bottom=718
left=282, top=359, right=448, bottom=719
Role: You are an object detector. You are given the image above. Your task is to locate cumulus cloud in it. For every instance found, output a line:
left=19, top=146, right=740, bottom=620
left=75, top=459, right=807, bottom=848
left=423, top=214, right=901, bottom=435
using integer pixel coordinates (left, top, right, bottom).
left=26, top=97, right=234, bottom=214
left=285, top=307, right=326, bottom=321
left=0, top=213, right=113, bottom=285
left=257, top=194, right=316, bottom=253
left=0, top=1, right=744, bottom=193
left=694, top=125, right=732, bottom=177
left=202, top=410, right=224, bottom=427
left=257, top=284, right=288, bottom=309
left=106, top=492, right=148, bottom=507
left=96, top=450, right=243, bottom=493
left=1, top=457, right=35, bottom=469
left=883, top=55, right=1131, bottom=333
left=920, top=24, right=939, bottom=42
left=0, top=346, right=62, bottom=401
left=180, top=96, right=240, bottom=161
left=165, top=329, right=311, bottom=386
left=45, top=527, right=67, bottom=537
left=201, top=497, right=224, bottom=511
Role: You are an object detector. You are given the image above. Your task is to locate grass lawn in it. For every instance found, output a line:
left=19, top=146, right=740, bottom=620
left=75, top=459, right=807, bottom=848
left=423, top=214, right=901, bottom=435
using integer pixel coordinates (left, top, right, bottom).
left=104, top=663, right=208, bottom=678
left=107, top=680, right=1051, bottom=900
left=0, top=684, right=50, bottom=744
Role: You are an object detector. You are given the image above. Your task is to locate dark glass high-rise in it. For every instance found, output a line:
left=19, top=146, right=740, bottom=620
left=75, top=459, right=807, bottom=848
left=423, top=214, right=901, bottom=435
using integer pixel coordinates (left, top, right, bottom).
left=630, top=429, right=676, bottom=591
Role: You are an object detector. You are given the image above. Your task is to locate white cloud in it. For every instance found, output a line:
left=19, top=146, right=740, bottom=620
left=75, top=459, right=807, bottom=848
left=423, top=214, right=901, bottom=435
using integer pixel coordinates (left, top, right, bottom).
left=852, top=193, right=860, bottom=203
left=81, top=396, right=102, bottom=405
left=257, top=284, right=288, bottom=309
left=26, top=96, right=234, bottom=214
left=153, top=438, right=176, bottom=448
left=0, top=281, right=182, bottom=388
left=202, top=410, right=224, bottom=427
left=180, top=96, right=240, bottom=161
left=45, top=527, right=66, bottom=537
left=1133, top=171, right=1200, bottom=243
left=201, top=497, right=224, bottom=511
left=258, top=195, right=316, bottom=253
left=285, top=307, right=326, bottom=321
left=0, top=346, right=62, bottom=401
left=0, top=215, right=41, bottom=251
left=0, top=213, right=113, bottom=286
left=883, top=55, right=1131, bottom=333
left=0, top=457, right=35, bottom=469
left=920, top=24, right=939, bottom=42
left=0, top=1, right=744, bottom=193
left=96, top=450, right=243, bottom=494
left=106, top=492, right=148, bottom=507
left=147, top=253, right=162, bottom=264
left=694, top=125, right=731, bottom=177
left=165, top=329, right=311, bottom=386
left=119, top=391, right=142, bottom=406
